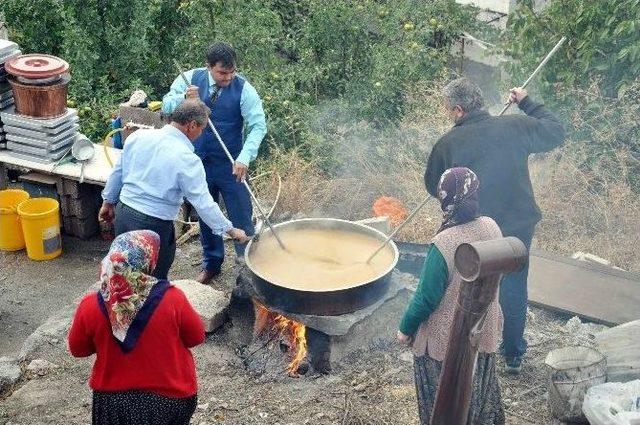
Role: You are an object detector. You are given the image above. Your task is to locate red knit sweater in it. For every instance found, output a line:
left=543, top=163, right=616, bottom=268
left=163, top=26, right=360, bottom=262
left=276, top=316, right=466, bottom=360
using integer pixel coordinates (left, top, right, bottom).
left=68, top=286, right=205, bottom=398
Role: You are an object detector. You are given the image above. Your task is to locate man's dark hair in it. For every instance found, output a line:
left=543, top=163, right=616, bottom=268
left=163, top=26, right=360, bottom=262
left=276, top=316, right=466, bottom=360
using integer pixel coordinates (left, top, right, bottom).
left=170, top=99, right=210, bottom=126
left=442, top=78, right=485, bottom=113
left=206, top=42, right=237, bottom=69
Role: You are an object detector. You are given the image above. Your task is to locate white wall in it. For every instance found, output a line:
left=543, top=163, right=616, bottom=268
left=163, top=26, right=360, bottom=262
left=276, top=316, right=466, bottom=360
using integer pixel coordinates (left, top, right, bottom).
left=456, top=0, right=550, bottom=15
left=456, top=0, right=517, bottom=15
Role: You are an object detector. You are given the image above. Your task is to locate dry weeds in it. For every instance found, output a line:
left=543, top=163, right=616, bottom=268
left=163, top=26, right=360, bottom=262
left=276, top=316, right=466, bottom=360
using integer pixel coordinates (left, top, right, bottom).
left=531, top=147, right=640, bottom=272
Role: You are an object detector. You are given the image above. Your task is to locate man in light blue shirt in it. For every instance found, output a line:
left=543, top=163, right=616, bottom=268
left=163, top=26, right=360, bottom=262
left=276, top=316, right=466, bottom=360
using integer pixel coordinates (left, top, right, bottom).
left=99, top=100, right=248, bottom=280
left=163, top=42, right=267, bottom=284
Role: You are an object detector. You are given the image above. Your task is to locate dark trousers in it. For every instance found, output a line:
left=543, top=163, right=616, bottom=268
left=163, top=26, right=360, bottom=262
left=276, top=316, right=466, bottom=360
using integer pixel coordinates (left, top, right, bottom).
left=114, top=202, right=176, bottom=280
left=498, top=224, right=536, bottom=359
left=199, top=158, right=255, bottom=272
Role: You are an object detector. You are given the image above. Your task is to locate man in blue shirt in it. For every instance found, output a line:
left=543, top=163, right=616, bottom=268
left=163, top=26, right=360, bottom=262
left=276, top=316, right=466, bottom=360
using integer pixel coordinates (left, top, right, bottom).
left=99, top=100, right=249, bottom=280
left=163, top=42, right=267, bottom=285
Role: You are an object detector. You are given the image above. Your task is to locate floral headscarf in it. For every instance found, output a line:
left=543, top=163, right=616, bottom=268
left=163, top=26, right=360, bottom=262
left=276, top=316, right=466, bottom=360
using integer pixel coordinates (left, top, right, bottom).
left=436, top=167, right=480, bottom=233
left=97, top=230, right=170, bottom=352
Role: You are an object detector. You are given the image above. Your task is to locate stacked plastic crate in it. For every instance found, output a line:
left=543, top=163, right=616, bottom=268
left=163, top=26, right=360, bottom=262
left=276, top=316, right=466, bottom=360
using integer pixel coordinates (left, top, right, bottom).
left=0, top=109, right=79, bottom=163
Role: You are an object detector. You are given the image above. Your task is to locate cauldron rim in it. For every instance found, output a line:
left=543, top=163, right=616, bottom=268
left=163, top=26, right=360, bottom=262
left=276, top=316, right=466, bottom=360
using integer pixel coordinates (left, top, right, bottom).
left=244, top=217, right=399, bottom=293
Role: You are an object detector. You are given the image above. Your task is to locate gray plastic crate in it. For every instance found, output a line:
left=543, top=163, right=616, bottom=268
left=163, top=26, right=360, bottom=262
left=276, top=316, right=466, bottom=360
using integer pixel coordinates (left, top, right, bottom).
left=6, top=133, right=75, bottom=153
left=0, top=106, right=78, bottom=130
left=0, top=90, right=12, bottom=101
left=6, top=141, right=71, bottom=161
left=4, top=123, right=78, bottom=143
left=0, top=40, right=19, bottom=58
left=2, top=150, right=61, bottom=164
left=0, top=98, right=14, bottom=110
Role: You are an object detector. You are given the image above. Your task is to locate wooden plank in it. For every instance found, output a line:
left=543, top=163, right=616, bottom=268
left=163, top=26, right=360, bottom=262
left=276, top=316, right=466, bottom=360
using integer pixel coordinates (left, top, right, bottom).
left=528, top=249, right=640, bottom=326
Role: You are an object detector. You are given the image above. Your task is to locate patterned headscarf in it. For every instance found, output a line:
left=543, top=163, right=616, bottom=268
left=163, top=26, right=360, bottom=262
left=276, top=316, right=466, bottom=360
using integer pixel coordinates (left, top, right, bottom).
left=97, top=230, right=170, bottom=352
left=436, top=167, right=480, bottom=233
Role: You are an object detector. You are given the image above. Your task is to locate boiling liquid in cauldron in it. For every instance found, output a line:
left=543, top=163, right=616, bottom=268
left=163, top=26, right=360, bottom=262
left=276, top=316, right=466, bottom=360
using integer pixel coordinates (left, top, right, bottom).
left=248, top=228, right=395, bottom=291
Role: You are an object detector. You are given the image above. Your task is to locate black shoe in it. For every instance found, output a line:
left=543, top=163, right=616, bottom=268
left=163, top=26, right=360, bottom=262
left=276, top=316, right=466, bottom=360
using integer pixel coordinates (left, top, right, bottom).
left=504, top=356, right=523, bottom=375
left=195, top=268, right=221, bottom=285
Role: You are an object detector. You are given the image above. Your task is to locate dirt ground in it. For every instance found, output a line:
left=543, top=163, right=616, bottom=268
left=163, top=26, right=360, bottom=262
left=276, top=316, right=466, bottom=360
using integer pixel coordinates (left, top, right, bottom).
left=0, top=234, right=601, bottom=425
left=0, top=237, right=111, bottom=357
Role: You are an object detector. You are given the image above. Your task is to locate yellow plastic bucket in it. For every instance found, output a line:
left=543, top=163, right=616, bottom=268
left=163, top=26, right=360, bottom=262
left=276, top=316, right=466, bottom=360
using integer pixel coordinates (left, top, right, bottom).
left=0, top=189, right=30, bottom=251
left=17, top=197, right=62, bottom=260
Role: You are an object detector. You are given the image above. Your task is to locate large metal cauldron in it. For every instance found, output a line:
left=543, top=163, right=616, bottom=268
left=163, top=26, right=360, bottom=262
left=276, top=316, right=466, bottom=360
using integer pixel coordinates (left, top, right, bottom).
left=245, top=218, right=399, bottom=316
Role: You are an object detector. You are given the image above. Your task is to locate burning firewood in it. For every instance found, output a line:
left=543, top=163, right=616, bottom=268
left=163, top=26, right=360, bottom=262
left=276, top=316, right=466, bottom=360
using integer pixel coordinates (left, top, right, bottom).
left=253, top=300, right=308, bottom=376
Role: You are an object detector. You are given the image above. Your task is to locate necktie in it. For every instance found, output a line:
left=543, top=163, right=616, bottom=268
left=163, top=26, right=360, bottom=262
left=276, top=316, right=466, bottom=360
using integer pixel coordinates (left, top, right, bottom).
left=210, top=85, right=221, bottom=104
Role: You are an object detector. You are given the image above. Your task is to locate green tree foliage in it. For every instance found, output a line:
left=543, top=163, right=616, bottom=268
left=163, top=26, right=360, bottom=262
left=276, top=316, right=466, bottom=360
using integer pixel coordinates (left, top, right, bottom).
left=502, top=0, right=640, bottom=98
left=0, top=0, right=65, bottom=55
left=1, top=0, right=482, bottom=152
left=502, top=0, right=640, bottom=184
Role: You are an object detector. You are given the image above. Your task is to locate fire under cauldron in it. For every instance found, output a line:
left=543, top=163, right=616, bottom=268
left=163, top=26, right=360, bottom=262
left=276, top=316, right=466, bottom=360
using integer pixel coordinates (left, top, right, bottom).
left=244, top=218, right=399, bottom=316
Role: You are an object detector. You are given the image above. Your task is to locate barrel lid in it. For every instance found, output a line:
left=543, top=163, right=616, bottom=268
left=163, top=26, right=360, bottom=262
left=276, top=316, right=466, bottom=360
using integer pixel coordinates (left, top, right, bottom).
left=5, top=54, right=70, bottom=79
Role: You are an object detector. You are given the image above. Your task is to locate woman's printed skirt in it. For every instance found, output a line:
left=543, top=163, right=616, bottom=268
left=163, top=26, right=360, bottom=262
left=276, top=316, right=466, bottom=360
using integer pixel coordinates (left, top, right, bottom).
left=413, top=353, right=505, bottom=424
left=92, top=390, right=197, bottom=425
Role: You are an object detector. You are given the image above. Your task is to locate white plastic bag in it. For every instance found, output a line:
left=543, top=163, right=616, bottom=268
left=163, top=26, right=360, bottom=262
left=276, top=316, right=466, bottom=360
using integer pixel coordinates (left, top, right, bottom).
left=582, top=380, right=640, bottom=425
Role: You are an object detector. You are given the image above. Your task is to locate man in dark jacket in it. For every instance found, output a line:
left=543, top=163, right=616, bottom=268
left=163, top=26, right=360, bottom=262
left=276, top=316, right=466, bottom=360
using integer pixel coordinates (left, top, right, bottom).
left=424, top=77, right=565, bottom=374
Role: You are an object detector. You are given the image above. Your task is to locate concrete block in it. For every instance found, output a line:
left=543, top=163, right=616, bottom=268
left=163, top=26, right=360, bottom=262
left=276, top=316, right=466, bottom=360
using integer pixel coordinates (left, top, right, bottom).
left=18, top=305, right=75, bottom=361
left=172, top=279, right=230, bottom=333
left=0, top=356, right=21, bottom=393
left=329, top=289, right=411, bottom=365
left=354, top=216, right=392, bottom=235
left=268, top=270, right=416, bottom=337
left=62, top=215, right=100, bottom=239
left=60, top=192, right=101, bottom=219
left=60, top=178, right=97, bottom=198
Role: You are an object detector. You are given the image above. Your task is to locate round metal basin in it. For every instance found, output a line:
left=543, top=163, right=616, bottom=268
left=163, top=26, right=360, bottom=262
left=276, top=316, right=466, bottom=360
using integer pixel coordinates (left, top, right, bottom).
left=245, top=218, right=399, bottom=316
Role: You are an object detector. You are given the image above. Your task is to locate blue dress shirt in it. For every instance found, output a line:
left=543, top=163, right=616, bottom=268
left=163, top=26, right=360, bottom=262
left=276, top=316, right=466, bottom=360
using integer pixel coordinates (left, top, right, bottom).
left=162, top=68, right=267, bottom=166
left=102, top=125, right=233, bottom=235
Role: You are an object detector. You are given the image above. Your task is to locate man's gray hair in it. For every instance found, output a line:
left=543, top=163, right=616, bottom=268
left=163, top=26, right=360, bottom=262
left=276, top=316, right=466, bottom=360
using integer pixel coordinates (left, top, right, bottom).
left=442, top=78, right=484, bottom=113
left=170, top=99, right=211, bottom=126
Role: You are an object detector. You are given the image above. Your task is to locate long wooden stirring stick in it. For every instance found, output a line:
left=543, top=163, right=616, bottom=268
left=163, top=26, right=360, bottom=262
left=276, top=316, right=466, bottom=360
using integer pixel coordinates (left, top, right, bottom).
left=173, top=60, right=287, bottom=251
left=366, top=197, right=432, bottom=264
left=498, top=36, right=567, bottom=116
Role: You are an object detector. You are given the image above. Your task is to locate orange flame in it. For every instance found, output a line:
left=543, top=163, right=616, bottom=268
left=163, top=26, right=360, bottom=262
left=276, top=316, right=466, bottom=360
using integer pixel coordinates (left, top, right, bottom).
left=373, top=196, right=408, bottom=226
left=253, top=300, right=308, bottom=375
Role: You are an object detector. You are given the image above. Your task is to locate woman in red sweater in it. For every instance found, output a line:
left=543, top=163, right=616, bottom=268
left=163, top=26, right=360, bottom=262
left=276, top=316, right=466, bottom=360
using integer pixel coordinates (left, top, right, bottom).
left=68, top=230, right=205, bottom=425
